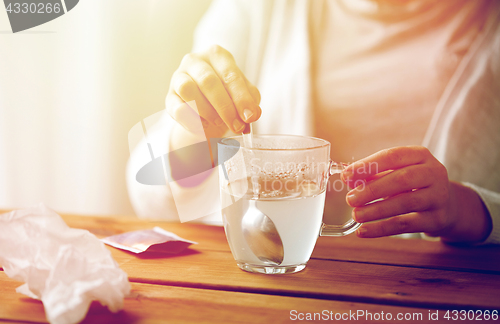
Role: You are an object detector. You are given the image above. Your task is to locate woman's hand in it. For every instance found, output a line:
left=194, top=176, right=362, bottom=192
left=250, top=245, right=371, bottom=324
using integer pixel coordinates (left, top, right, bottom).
left=166, top=44, right=261, bottom=139
left=342, top=146, right=492, bottom=243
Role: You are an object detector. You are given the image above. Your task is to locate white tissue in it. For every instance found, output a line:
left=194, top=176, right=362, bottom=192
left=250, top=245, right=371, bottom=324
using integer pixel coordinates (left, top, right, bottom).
left=0, top=204, right=131, bottom=324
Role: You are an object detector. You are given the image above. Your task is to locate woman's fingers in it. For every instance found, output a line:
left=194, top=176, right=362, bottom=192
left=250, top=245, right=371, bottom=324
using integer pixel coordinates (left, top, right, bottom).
left=168, top=46, right=261, bottom=135
left=170, top=72, right=222, bottom=127
left=343, top=146, right=432, bottom=183
left=357, top=208, right=451, bottom=238
left=181, top=54, right=244, bottom=133
left=206, top=45, right=261, bottom=123
left=244, top=76, right=261, bottom=105
left=166, top=92, right=206, bottom=133
left=357, top=213, right=423, bottom=238
left=345, top=146, right=454, bottom=240
left=352, top=188, right=433, bottom=223
left=346, top=164, right=433, bottom=207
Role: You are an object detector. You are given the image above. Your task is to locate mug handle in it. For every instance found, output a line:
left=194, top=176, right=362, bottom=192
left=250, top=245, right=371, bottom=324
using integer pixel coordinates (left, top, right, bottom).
left=319, top=161, right=362, bottom=236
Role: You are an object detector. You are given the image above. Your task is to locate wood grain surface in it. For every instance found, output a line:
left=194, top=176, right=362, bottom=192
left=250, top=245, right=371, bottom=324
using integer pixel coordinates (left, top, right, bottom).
left=60, top=214, right=500, bottom=309
left=0, top=272, right=446, bottom=324
left=1, top=211, right=499, bottom=323
left=57, top=214, right=500, bottom=272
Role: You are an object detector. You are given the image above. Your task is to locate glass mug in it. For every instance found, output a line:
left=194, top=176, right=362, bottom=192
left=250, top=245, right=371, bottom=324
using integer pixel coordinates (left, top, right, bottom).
left=218, top=135, right=361, bottom=274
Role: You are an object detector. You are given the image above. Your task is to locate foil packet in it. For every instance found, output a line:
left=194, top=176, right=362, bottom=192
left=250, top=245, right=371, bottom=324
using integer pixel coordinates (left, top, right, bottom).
left=101, top=227, right=197, bottom=254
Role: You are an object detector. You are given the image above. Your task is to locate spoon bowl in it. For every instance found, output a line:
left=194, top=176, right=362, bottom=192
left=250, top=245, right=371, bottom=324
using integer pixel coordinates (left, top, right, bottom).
left=241, top=202, right=284, bottom=265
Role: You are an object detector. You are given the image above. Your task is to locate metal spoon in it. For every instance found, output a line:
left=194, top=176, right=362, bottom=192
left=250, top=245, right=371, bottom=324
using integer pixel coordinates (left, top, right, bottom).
left=240, top=123, right=284, bottom=265
left=242, top=202, right=284, bottom=265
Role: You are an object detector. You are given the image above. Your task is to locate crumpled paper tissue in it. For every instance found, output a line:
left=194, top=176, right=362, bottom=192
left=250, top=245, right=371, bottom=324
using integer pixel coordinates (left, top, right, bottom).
left=0, top=204, right=131, bottom=324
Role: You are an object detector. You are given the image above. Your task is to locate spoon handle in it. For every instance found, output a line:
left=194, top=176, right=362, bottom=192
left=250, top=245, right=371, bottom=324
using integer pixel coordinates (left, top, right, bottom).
left=242, top=123, right=253, bottom=148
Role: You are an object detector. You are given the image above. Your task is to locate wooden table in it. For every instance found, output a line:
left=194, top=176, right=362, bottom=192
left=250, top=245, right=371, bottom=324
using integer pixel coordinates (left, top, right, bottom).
left=1, top=213, right=500, bottom=323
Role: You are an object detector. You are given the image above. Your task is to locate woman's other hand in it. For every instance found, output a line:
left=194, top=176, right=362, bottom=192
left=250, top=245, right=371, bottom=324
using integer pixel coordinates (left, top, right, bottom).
left=342, top=146, right=492, bottom=243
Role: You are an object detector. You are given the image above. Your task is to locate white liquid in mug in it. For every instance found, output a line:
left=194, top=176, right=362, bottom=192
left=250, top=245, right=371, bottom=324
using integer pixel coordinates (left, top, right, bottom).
left=221, top=177, right=325, bottom=267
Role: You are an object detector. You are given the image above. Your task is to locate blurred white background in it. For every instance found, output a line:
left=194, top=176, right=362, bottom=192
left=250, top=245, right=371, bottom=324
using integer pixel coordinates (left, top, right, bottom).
left=0, top=0, right=212, bottom=215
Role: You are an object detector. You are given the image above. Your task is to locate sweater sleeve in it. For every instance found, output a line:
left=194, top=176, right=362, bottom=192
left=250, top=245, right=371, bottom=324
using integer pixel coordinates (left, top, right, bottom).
left=426, top=11, right=500, bottom=244
left=191, top=0, right=250, bottom=69
left=463, top=183, right=500, bottom=244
